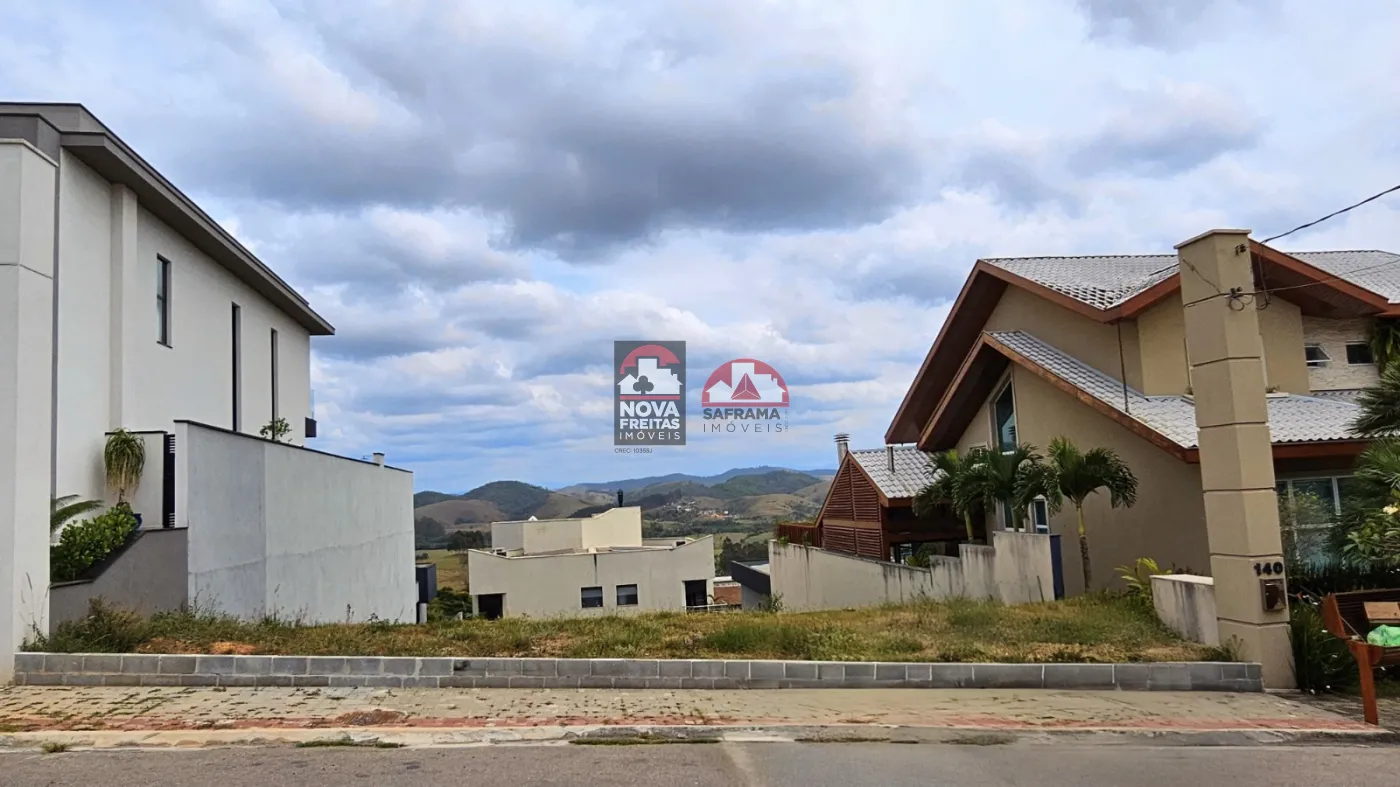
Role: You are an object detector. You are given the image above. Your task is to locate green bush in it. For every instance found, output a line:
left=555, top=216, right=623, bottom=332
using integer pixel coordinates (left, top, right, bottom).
left=1289, top=602, right=1353, bottom=694
left=50, top=505, right=138, bottom=582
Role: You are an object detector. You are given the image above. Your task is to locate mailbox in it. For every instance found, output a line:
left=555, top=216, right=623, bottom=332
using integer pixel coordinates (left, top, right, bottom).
left=1261, top=578, right=1287, bottom=612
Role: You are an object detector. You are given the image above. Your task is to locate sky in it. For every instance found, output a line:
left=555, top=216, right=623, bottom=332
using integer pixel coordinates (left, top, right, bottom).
left=4, top=0, right=1400, bottom=493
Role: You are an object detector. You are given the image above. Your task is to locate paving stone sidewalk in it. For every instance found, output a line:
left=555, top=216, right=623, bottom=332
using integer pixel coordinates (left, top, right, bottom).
left=0, top=685, right=1380, bottom=734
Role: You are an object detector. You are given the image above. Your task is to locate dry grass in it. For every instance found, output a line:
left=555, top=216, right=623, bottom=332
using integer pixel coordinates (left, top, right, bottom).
left=418, top=549, right=469, bottom=591
left=29, top=595, right=1214, bottom=663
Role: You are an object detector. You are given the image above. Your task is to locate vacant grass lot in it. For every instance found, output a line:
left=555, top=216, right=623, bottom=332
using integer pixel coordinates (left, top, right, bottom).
left=418, top=549, right=469, bottom=590
left=32, top=595, right=1218, bottom=663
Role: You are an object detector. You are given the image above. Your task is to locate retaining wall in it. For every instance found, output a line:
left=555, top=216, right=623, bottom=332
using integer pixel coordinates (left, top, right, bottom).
left=11, top=653, right=1261, bottom=692
left=1151, top=574, right=1220, bottom=646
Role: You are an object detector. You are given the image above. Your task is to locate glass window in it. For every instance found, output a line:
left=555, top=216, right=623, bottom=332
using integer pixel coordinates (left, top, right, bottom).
left=993, top=382, right=1017, bottom=451
left=1304, top=345, right=1330, bottom=368
left=1030, top=498, right=1050, bottom=534
left=1277, top=477, right=1345, bottom=568
left=156, top=257, right=171, bottom=346
left=581, top=586, right=604, bottom=608
left=1346, top=343, right=1374, bottom=366
left=616, top=584, right=638, bottom=606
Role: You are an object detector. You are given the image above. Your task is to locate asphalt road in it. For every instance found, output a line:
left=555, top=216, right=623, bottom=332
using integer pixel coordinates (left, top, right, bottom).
left=1, top=742, right=1391, bottom=786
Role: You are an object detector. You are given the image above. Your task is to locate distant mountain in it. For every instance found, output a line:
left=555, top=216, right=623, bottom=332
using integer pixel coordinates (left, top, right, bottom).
left=414, top=481, right=592, bottom=527
left=558, top=466, right=836, bottom=495
left=416, top=469, right=835, bottom=529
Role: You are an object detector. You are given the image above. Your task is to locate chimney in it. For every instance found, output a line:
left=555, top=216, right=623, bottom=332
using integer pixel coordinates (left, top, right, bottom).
left=834, top=433, right=850, bottom=464
left=887, top=445, right=895, bottom=473
left=372, top=452, right=385, bottom=467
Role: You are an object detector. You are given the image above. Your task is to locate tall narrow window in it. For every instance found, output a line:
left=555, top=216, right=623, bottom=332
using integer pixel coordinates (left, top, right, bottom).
left=993, top=381, right=1016, bottom=452
left=156, top=257, right=171, bottom=346
left=231, top=303, right=242, bottom=431
left=270, top=328, right=279, bottom=423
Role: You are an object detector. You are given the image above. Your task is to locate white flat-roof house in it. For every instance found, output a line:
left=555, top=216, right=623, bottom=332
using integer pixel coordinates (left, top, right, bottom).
left=1, top=104, right=415, bottom=679
left=467, top=507, right=715, bottom=619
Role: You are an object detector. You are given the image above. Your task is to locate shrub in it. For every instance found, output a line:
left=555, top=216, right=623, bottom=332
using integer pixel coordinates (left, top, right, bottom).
left=30, top=598, right=149, bottom=653
left=50, top=505, right=138, bottom=582
left=1115, top=557, right=1166, bottom=608
left=1289, top=602, right=1353, bottom=694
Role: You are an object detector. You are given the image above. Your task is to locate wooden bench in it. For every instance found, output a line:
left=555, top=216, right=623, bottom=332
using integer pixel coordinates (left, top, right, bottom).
left=1321, top=589, right=1400, bottom=725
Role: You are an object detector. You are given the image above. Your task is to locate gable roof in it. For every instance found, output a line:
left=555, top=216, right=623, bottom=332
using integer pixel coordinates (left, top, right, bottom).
left=848, top=446, right=936, bottom=500
left=0, top=102, right=333, bottom=335
left=921, top=330, right=1369, bottom=461
left=887, top=240, right=1397, bottom=444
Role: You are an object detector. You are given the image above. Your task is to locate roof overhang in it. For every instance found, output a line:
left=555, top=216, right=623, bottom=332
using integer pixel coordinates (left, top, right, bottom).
left=0, top=103, right=333, bottom=336
left=887, top=241, right=1390, bottom=444
left=919, top=332, right=1369, bottom=464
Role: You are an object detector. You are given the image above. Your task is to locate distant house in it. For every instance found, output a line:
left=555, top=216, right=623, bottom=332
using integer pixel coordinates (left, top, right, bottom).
left=467, top=507, right=714, bottom=618
left=0, top=104, right=415, bottom=672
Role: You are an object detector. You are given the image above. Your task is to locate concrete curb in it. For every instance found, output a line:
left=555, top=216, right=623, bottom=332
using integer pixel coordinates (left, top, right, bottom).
left=12, top=654, right=1263, bottom=691
left=1, top=723, right=1392, bottom=751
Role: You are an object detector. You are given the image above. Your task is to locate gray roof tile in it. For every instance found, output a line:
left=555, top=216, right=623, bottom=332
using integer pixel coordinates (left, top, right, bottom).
left=988, top=331, right=1362, bottom=448
left=983, top=249, right=1400, bottom=309
left=849, top=446, right=937, bottom=499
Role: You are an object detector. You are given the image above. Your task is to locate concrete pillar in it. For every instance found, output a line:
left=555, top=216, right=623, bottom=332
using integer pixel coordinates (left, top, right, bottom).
left=108, top=184, right=139, bottom=429
left=1177, top=229, right=1294, bottom=688
left=0, top=139, right=57, bottom=680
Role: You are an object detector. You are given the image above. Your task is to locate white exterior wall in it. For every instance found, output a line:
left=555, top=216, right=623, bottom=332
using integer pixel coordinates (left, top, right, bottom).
left=0, top=140, right=57, bottom=679
left=468, top=537, right=713, bottom=618
left=1151, top=574, right=1220, bottom=646
left=1302, top=316, right=1379, bottom=391
left=769, top=532, right=1056, bottom=612
left=179, top=422, right=415, bottom=623
left=490, top=507, right=643, bottom=555
left=51, top=151, right=313, bottom=506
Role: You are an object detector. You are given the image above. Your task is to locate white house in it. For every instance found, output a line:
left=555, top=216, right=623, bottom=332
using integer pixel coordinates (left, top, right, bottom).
left=1, top=104, right=415, bottom=679
left=467, top=507, right=715, bottom=618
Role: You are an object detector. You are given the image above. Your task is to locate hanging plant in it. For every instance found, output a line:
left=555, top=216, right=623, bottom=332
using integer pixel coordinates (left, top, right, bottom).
left=103, top=429, right=146, bottom=504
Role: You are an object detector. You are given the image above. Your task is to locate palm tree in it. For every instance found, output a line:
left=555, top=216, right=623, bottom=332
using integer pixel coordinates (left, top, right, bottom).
left=1353, top=362, right=1400, bottom=436
left=913, top=450, right=982, bottom=542
left=961, top=444, right=1060, bottom=533
left=1046, top=437, right=1139, bottom=591
left=1368, top=318, right=1400, bottom=375
left=51, top=495, right=103, bottom=533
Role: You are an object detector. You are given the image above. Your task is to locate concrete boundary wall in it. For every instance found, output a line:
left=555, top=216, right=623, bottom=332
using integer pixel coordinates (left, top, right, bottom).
left=1152, top=574, right=1220, bottom=646
left=12, top=653, right=1261, bottom=692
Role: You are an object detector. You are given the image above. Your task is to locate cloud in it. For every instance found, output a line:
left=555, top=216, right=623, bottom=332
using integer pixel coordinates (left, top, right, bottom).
left=1067, top=82, right=1263, bottom=176
left=1075, top=0, right=1281, bottom=49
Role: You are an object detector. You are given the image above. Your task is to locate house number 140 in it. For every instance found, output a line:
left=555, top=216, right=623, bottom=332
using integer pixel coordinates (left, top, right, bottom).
left=1253, top=561, right=1285, bottom=576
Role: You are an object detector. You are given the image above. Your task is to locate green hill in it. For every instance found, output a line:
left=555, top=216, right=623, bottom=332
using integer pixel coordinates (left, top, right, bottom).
left=709, top=470, right=821, bottom=498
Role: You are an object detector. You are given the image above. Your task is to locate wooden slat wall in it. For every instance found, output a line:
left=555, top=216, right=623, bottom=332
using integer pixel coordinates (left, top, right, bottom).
left=818, top=461, right=887, bottom=559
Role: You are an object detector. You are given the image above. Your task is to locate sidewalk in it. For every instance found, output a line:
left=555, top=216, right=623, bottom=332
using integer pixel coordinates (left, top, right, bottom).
left=0, top=685, right=1391, bottom=748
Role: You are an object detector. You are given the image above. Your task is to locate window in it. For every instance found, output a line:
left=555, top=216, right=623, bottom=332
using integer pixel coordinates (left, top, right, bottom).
left=231, top=303, right=242, bottom=431
left=1346, top=342, right=1374, bottom=366
left=992, top=381, right=1016, bottom=452
left=616, top=584, right=639, bottom=606
left=156, top=257, right=171, bottom=346
left=1304, top=345, right=1330, bottom=368
left=1276, top=476, right=1347, bottom=568
left=1029, top=498, right=1050, bottom=535
left=580, top=586, right=603, bottom=608
left=270, top=329, right=279, bottom=422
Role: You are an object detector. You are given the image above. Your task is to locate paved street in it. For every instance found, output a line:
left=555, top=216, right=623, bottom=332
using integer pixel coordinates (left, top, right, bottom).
left=1, top=742, right=1394, bottom=786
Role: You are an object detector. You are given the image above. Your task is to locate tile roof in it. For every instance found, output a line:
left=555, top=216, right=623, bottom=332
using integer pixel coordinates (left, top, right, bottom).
left=982, top=250, right=1400, bottom=309
left=988, top=331, right=1363, bottom=448
left=1307, top=388, right=1366, bottom=404
left=849, top=445, right=936, bottom=499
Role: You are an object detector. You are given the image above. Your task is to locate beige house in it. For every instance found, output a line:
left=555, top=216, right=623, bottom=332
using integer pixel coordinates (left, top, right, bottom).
left=466, top=507, right=714, bottom=618
left=825, top=241, right=1395, bottom=596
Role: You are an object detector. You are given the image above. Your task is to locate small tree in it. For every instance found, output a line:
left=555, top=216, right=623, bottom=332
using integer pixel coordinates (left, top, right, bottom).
left=103, top=429, right=145, bottom=505
left=961, top=444, right=1059, bottom=532
left=913, top=449, right=983, bottom=542
left=260, top=417, right=292, bottom=443
left=1046, top=436, right=1139, bottom=591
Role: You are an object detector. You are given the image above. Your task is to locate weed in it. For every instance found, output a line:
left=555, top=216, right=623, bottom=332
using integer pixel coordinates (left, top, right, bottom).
left=570, top=736, right=717, bottom=746
left=945, top=733, right=1016, bottom=746
left=40, top=741, right=71, bottom=754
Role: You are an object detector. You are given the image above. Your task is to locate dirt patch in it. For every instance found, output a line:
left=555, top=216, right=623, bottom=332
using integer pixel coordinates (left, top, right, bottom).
left=332, top=709, right=408, bottom=727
